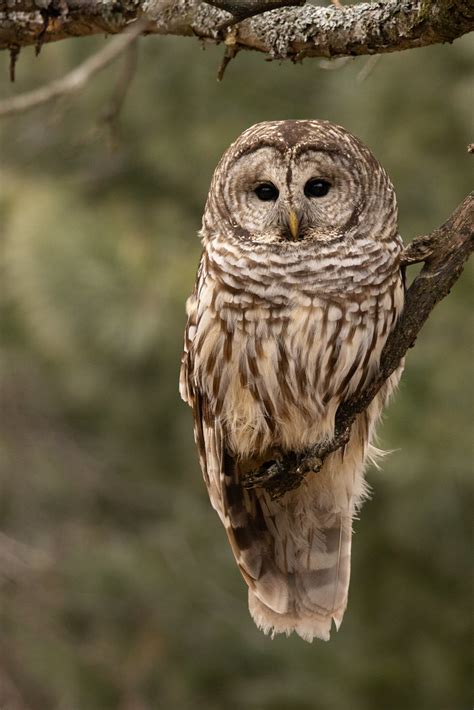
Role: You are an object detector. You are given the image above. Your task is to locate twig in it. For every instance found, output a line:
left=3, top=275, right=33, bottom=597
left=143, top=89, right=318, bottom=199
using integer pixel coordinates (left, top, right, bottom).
left=0, top=19, right=145, bottom=117
left=243, top=193, right=474, bottom=499
left=9, top=44, right=20, bottom=81
left=217, top=27, right=240, bottom=80
left=357, top=54, right=380, bottom=82
left=100, top=34, right=140, bottom=142
left=318, top=57, right=351, bottom=71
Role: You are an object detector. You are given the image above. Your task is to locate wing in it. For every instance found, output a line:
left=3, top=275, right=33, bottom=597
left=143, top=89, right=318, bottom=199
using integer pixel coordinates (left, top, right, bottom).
left=179, top=256, right=277, bottom=576
left=179, top=255, right=227, bottom=524
left=179, top=254, right=364, bottom=641
left=181, top=299, right=346, bottom=640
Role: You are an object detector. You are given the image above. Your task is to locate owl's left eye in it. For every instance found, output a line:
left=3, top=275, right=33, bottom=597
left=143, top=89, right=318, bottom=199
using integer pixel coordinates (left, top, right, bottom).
left=254, top=183, right=279, bottom=201
left=304, top=178, right=331, bottom=198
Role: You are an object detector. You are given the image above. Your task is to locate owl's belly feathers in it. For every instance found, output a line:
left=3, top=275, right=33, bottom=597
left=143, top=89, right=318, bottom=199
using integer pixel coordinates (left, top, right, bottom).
left=180, top=119, right=409, bottom=642
left=193, top=286, right=401, bottom=458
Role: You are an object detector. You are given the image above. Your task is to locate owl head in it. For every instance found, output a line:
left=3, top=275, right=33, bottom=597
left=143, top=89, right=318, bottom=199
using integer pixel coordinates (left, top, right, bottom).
left=202, top=120, right=398, bottom=248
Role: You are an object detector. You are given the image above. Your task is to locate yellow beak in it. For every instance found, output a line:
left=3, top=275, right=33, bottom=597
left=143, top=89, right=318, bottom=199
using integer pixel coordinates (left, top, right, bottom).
left=288, top=210, right=299, bottom=240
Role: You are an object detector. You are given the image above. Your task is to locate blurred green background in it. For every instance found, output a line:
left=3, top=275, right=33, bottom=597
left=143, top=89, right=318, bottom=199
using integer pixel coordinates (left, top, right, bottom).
left=0, top=17, right=472, bottom=710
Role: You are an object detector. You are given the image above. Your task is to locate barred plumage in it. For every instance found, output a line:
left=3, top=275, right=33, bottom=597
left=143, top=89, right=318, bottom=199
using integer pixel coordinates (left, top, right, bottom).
left=180, top=120, right=404, bottom=641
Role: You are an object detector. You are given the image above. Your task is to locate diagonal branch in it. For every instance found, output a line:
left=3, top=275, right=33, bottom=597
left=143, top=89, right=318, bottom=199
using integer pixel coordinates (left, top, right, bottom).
left=0, top=0, right=472, bottom=58
left=243, top=192, right=474, bottom=500
left=0, top=19, right=145, bottom=117
left=99, top=31, right=139, bottom=138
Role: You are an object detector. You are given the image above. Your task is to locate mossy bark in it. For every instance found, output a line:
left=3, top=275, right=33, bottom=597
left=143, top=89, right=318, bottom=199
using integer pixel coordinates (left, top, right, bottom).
left=0, top=0, right=472, bottom=56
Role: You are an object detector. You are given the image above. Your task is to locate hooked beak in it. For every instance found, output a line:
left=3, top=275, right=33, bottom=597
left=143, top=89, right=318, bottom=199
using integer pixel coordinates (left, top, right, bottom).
left=286, top=209, right=301, bottom=241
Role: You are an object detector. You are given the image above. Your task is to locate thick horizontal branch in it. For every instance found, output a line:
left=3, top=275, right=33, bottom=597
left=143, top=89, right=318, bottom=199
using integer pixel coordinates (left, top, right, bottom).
left=0, top=0, right=472, bottom=58
left=243, top=192, right=474, bottom=499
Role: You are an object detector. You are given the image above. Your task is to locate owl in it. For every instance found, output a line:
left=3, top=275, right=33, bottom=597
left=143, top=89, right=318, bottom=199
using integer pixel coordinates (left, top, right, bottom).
left=180, top=120, right=405, bottom=642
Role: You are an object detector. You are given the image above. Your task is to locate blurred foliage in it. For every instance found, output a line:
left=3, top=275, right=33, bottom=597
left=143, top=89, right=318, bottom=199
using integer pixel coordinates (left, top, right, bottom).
left=0, top=18, right=472, bottom=710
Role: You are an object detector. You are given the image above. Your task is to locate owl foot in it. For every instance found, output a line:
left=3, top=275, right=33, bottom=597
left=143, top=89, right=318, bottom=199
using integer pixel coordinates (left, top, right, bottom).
left=243, top=451, right=323, bottom=500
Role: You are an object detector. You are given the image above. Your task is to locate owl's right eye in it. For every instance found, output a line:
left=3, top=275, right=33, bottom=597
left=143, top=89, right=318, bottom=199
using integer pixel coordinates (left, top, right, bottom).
left=254, top=183, right=279, bottom=201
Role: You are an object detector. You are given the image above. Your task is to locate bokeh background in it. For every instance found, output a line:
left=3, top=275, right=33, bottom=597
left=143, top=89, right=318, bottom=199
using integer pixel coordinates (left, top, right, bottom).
left=0, top=16, right=472, bottom=710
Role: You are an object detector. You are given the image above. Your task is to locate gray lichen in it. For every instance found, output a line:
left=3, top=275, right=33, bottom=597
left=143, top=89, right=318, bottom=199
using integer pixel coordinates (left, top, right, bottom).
left=0, top=0, right=473, bottom=54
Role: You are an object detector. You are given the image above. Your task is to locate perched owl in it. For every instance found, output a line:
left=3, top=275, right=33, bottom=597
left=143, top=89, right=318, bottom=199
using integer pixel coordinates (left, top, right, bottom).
left=180, top=120, right=404, bottom=642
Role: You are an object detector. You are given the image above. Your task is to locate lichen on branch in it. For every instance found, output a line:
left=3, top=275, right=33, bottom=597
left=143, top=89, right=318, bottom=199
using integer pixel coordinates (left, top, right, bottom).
left=0, top=0, right=472, bottom=57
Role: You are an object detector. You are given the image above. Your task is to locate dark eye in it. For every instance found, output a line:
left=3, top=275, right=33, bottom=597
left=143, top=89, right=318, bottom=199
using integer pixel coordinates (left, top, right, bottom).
left=304, top=178, right=331, bottom=198
left=254, top=183, right=279, bottom=201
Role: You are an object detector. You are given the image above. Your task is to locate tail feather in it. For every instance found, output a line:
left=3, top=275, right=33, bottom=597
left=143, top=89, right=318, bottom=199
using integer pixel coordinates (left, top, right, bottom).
left=222, top=449, right=355, bottom=641
left=247, top=502, right=353, bottom=642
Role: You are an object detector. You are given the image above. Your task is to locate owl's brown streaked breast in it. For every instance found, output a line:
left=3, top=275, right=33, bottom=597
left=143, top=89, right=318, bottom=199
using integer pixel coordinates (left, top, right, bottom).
left=190, top=254, right=404, bottom=458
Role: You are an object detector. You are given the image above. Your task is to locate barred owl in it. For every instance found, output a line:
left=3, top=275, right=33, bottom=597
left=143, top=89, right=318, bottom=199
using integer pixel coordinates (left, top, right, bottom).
left=180, top=120, right=404, bottom=642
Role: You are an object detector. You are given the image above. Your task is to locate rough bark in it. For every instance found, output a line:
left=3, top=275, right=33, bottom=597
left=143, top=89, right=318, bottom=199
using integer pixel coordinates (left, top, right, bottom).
left=0, top=0, right=472, bottom=58
left=243, top=192, right=474, bottom=499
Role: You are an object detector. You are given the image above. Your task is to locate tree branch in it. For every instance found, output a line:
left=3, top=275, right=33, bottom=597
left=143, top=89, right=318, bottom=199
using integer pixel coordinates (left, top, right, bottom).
left=0, top=19, right=144, bottom=116
left=205, top=0, right=306, bottom=27
left=243, top=192, right=474, bottom=500
left=0, top=0, right=472, bottom=59
left=99, top=33, right=139, bottom=139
